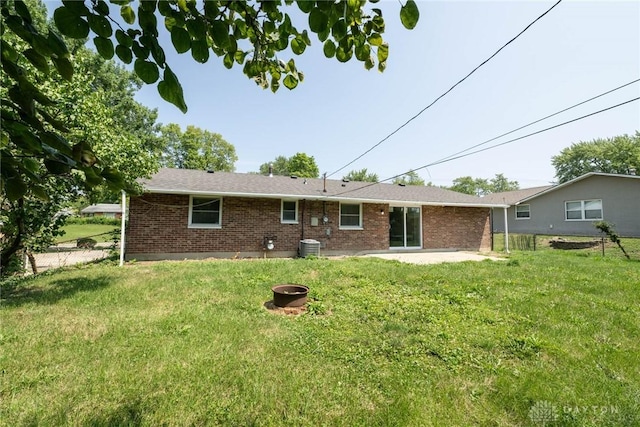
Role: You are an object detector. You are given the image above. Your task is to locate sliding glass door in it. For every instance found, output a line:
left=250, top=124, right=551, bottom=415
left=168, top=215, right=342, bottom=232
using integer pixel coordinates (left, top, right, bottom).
left=389, top=206, right=422, bottom=248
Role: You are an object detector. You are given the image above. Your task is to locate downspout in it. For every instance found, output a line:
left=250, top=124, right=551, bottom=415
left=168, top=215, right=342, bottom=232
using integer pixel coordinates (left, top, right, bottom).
left=298, top=199, right=306, bottom=257
left=503, top=206, right=510, bottom=254
left=300, top=199, right=306, bottom=241
left=490, top=208, right=494, bottom=251
left=119, top=190, right=126, bottom=267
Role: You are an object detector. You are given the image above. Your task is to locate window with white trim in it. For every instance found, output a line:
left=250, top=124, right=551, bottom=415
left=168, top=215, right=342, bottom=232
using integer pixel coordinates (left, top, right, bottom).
left=565, top=199, right=602, bottom=221
left=281, top=200, right=298, bottom=223
left=189, top=196, right=221, bottom=228
left=515, top=204, right=530, bottom=219
left=339, top=203, right=362, bottom=229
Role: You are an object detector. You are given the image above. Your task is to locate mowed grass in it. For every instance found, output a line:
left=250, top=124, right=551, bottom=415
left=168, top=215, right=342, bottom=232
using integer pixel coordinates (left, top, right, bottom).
left=494, top=233, right=640, bottom=260
left=1, top=252, right=639, bottom=426
left=55, top=224, right=120, bottom=244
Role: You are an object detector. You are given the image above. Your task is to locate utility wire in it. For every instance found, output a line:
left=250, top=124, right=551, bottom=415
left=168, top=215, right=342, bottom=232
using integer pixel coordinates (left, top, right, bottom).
left=326, top=0, right=564, bottom=178
left=330, top=96, right=639, bottom=197
left=435, top=78, right=640, bottom=163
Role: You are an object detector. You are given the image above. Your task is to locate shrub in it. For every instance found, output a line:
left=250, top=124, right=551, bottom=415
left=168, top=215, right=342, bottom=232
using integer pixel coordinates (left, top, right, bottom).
left=66, top=217, right=121, bottom=226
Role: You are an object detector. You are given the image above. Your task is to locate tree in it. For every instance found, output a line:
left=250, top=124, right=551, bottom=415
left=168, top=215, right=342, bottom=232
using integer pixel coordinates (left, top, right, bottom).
left=449, top=176, right=489, bottom=196
left=393, top=171, right=425, bottom=186
left=1, top=0, right=418, bottom=275
left=448, top=174, right=519, bottom=196
left=343, top=168, right=379, bottom=182
left=159, top=123, right=237, bottom=171
left=488, top=173, right=519, bottom=193
left=258, top=152, right=319, bottom=178
left=1, top=0, right=161, bottom=275
left=552, top=133, right=640, bottom=183
left=288, top=152, right=319, bottom=178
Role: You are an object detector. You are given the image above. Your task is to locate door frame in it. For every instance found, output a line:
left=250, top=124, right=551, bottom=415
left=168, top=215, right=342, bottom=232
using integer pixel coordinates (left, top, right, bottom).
left=389, top=205, right=423, bottom=249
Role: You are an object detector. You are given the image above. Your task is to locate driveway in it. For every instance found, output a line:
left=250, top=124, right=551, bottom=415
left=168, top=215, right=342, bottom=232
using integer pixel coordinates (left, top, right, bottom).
left=362, top=251, right=504, bottom=265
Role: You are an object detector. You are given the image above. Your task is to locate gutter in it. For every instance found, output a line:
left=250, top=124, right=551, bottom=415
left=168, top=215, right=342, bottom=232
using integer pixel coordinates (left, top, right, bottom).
left=142, top=188, right=508, bottom=209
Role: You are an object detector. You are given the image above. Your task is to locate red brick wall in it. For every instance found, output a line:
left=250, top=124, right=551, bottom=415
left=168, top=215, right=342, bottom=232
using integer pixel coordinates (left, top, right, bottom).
left=422, top=206, right=491, bottom=251
left=126, top=194, right=491, bottom=257
left=126, top=195, right=390, bottom=255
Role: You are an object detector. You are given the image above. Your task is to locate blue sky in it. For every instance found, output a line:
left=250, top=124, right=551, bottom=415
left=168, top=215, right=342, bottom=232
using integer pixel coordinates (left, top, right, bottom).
left=53, top=1, right=640, bottom=187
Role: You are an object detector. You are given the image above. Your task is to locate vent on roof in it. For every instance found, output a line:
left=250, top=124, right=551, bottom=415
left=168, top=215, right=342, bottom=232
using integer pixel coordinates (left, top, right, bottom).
left=207, top=170, right=214, bottom=174
left=342, top=179, right=349, bottom=183
left=290, top=175, right=298, bottom=179
left=398, top=183, right=406, bottom=187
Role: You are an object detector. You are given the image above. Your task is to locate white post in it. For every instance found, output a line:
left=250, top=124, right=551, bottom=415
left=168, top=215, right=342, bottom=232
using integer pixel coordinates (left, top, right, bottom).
left=119, top=190, right=126, bottom=267
left=503, top=206, right=510, bottom=254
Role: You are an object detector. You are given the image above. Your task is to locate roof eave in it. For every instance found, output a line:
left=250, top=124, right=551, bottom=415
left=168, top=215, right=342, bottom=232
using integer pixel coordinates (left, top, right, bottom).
left=142, top=187, right=507, bottom=208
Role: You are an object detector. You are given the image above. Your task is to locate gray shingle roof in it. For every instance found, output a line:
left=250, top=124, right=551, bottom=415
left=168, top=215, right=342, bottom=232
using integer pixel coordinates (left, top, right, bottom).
left=479, top=186, right=553, bottom=205
left=81, top=203, right=122, bottom=214
left=480, top=172, right=640, bottom=205
left=139, top=168, right=507, bottom=207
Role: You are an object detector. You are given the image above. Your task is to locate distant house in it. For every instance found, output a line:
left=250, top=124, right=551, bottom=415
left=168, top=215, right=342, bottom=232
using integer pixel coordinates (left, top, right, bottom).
left=124, top=168, right=507, bottom=261
left=81, top=204, right=123, bottom=219
left=483, top=173, right=640, bottom=237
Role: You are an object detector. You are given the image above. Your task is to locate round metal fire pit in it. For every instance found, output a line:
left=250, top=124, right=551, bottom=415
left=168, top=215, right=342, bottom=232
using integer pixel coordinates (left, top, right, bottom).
left=272, top=284, right=309, bottom=308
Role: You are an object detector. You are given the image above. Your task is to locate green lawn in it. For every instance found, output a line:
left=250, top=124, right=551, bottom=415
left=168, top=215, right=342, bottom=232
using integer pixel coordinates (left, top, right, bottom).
left=1, top=252, right=638, bottom=426
left=55, top=224, right=120, bottom=244
left=493, top=233, right=640, bottom=260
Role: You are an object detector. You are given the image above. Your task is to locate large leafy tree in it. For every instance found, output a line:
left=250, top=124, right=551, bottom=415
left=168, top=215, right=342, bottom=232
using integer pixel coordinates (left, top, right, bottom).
left=258, top=152, right=319, bottom=178
left=2, top=0, right=419, bottom=200
left=159, top=123, right=237, bottom=171
left=552, top=133, right=640, bottom=183
left=1, top=0, right=161, bottom=275
left=1, top=0, right=418, bottom=275
left=393, top=171, right=425, bottom=186
left=343, top=168, right=379, bottom=182
left=448, top=174, right=519, bottom=196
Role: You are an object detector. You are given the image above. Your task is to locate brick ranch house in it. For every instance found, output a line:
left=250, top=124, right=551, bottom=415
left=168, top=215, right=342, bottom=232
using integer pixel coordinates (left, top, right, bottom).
left=124, top=168, right=507, bottom=260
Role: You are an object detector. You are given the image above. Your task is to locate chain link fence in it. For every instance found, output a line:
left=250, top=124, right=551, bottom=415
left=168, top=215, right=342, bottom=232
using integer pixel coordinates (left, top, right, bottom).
left=24, top=232, right=119, bottom=275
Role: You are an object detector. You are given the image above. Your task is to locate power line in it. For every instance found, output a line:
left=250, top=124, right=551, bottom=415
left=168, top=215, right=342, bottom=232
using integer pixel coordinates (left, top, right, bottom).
left=326, top=0, right=564, bottom=178
left=331, top=96, right=639, bottom=197
left=435, top=78, right=640, bottom=163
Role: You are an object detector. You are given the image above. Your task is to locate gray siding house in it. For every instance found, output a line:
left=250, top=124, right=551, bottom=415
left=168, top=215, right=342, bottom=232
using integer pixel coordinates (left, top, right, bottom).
left=484, top=173, right=640, bottom=237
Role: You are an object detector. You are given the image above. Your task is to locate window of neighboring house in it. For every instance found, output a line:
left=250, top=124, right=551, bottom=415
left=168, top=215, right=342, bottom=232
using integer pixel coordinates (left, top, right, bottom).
left=515, top=204, right=530, bottom=219
left=340, top=203, right=362, bottom=229
left=189, top=196, right=222, bottom=228
left=565, top=199, right=602, bottom=221
left=281, top=200, right=298, bottom=223
left=103, top=213, right=116, bottom=218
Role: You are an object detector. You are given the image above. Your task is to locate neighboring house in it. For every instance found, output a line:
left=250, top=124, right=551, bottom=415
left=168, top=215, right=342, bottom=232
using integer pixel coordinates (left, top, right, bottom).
left=125, top=168, right=507, bottom=260
left=483, top=173, right=640, bottom=237
left=81, top=204, right=123, bottom=219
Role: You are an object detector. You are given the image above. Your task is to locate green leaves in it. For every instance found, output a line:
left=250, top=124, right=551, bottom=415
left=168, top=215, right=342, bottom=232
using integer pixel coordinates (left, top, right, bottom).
left=94, top=37, right=114, bottom=59
left=171, top=27, right=191, bottom=53
left=283, top=74, right=298, bottom=90
left=190, top=39, right=209, bottom=63
left=308, top=9, right=328, bottom=34
left=88, top=14, right=112, bottom=38
left=400, top=0, right=420, bottom=30
left=120, top=5, right=135, bottom=25
left=210, top=20, right=230, bottom=50
left=323, top=40, right=336, bottom=58
left=51, top=56, right=73, bottom=81
left=115, top=45, right=133, bottom=63
left=134, top=59, right=159, bottom=84
left=53, top=7, right=89, bottom=39
left=158, top=67, right=187, bottom=113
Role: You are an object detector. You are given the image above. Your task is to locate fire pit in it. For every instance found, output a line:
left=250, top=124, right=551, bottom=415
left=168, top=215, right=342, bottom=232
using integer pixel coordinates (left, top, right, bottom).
left=271, top=284, right=309, bottom=308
